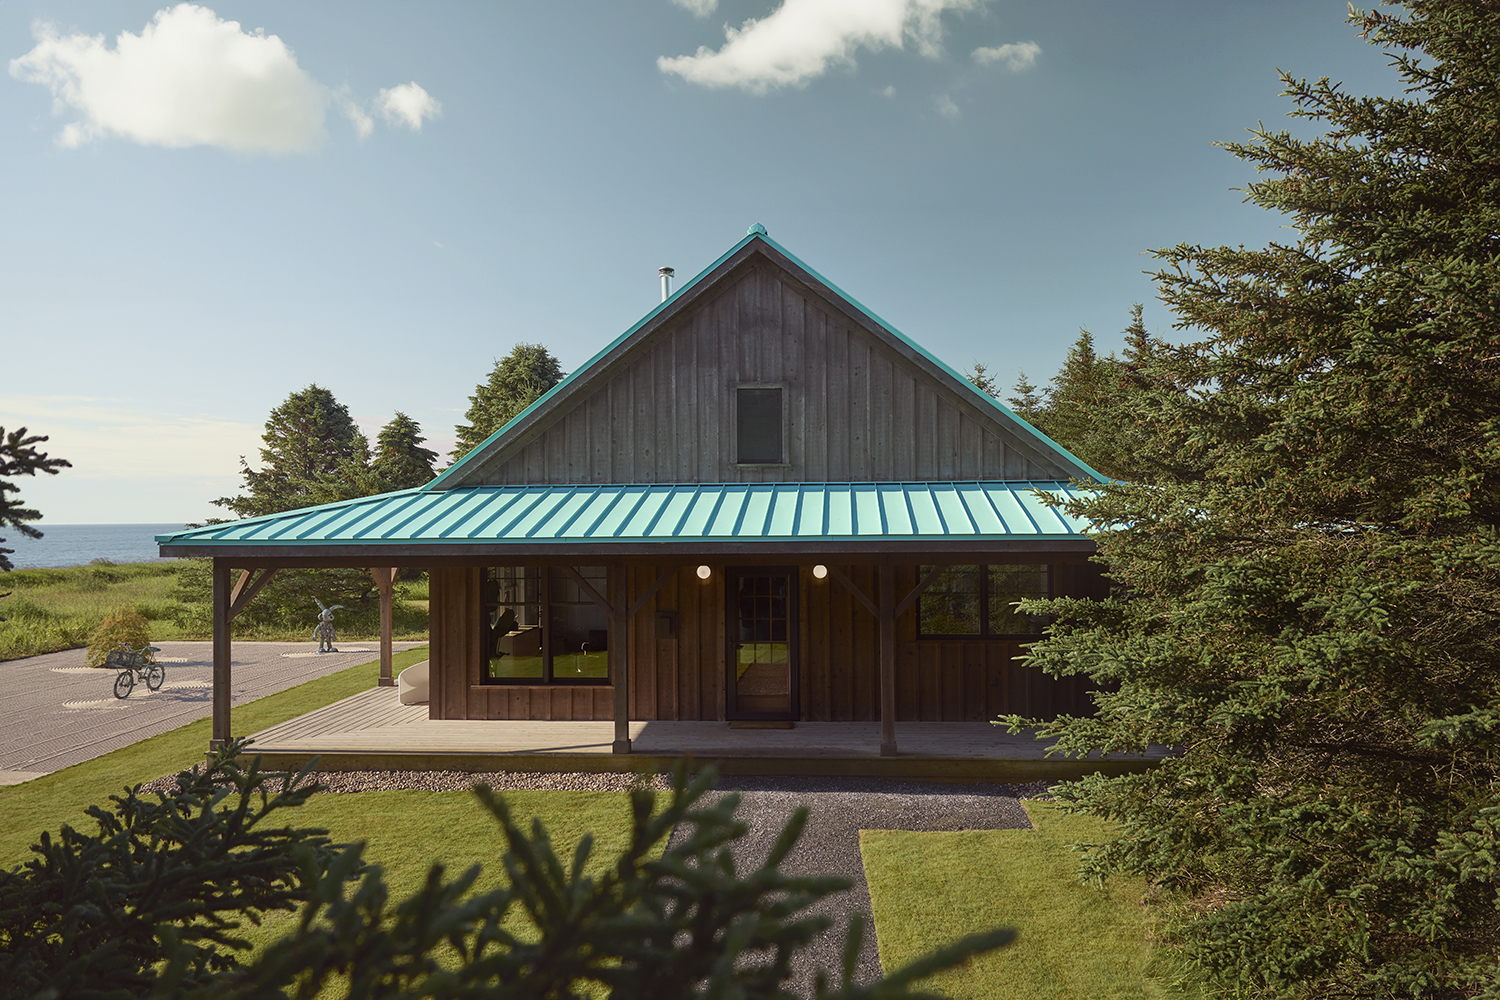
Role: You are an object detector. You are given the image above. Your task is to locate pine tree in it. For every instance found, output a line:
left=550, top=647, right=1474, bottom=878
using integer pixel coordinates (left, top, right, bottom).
left=214, top=385, right=370, bottom=519
left=452, top=344, right=565, bottom=461
left=1006, top=370, right=1044, bottom=424
left=0, top=426, right=70, bottom=572
left=370, top=412, right=438, bottom=490
left=966, top=360, right=1000, bottom=398
left=1010, top=3, right=1500, bottom=995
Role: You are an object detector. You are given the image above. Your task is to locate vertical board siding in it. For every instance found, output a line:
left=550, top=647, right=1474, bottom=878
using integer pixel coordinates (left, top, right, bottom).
left=484, top=263, right=1073, bottom=485
left=428, top=559, right=1104, bottom=723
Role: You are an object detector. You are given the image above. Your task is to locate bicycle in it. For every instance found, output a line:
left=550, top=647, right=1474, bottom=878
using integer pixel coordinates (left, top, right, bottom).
left=107, top=643, right=164, bottom=699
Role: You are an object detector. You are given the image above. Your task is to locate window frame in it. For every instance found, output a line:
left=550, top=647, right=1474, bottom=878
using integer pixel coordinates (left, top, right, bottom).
left=481, top=565, right=611, bottom=686
left=915, top=563, right=1053, bottom=640
left=733, top=383, right=790, bottom=468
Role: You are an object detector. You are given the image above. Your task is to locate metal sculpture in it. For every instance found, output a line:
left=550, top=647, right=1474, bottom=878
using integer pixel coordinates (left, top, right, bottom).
left=313, top=598, right=344, bottom=653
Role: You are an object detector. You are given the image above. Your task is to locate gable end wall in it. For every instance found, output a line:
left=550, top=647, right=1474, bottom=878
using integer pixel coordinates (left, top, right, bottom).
left=478, top=263, right=1072, bottom=485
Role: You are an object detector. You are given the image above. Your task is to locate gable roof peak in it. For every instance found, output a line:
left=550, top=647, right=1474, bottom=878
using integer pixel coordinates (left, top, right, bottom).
left=747, top=222, right=768, bottom=236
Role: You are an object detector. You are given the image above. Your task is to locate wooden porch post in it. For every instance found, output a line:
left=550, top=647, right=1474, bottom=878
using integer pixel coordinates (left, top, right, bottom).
left=371, top=568, right=397, bottom=687
left=611, top=564, right=631, bottom=753
left=879, top=565, right=897, bottom=757
left=211, top=559, right=232, bottom=749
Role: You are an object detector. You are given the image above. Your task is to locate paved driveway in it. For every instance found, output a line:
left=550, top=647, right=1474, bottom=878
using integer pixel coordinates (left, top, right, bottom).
left=0, top=640, right=424, bottom=784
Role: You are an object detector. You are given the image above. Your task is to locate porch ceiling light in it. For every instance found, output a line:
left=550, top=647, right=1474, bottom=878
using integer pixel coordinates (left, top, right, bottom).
left=812, top=564, right=829, bottom=581
left=696, top=564, right=712, bottom=580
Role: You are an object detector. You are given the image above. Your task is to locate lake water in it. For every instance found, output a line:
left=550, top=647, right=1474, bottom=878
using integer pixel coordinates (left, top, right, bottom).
left=2, top=523, right=189, bottom=569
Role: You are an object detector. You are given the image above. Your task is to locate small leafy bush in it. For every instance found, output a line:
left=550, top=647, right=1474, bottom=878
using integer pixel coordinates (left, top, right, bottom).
left=87, top=601, right=152, bottom=666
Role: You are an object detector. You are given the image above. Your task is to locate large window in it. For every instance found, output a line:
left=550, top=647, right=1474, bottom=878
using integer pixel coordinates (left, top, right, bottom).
left=916, top=564, right=1051, bottom=638
left=736, top=386, right=784, bottom=464
left=482, top=566, right=609, bottom=684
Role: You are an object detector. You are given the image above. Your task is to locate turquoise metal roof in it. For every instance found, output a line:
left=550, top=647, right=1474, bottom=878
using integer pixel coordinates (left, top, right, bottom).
left=427, top=226, right=1108, bottom=490
left=156, top=482, right=1093, bottom=551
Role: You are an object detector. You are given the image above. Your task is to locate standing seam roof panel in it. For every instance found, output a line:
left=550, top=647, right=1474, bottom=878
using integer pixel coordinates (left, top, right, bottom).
left=933, top=490, right=975, bottom=535
left=356, top=492, right=450, bottom=540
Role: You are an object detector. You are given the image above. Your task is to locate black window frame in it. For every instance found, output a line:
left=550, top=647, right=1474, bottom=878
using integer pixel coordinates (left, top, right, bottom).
left=481, top=565, right=611, bottom=686
left=915, top=563, right=1053, bottom=640
left=734, top=384, right=788, bottom=466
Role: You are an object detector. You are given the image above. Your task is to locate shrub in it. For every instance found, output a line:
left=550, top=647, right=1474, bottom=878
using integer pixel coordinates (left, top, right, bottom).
left=87, top=602, right=152, bottom=667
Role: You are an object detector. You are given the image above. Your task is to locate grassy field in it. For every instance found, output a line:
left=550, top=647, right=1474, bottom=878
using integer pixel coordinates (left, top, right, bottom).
left=0, top=560, right=429, bottom=661
left=861, top=802, right=1203, bottom=1000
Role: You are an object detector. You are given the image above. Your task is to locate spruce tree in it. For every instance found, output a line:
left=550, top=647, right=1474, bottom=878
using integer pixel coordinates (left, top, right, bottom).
left=0, top=426, right=70, bottom=572
left=452, top=344, right=565, bottom=461
left=214, top=385, right=370, bottom=519
left=370, top=411, right=438, bottom=490
left=1011, top=3, right=1500, bottom=995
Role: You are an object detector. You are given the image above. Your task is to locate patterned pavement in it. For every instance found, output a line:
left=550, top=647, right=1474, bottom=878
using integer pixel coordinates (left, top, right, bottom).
left=0, top=640, right=424, bottom=784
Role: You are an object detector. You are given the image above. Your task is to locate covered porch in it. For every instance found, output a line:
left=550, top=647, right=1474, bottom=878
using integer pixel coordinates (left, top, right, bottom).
left=243, top=683, right=1165, bottom=781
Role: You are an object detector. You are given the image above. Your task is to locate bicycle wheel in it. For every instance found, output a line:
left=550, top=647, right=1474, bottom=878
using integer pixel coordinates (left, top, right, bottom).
left=146, top=663, right=165, bottom=691
left=114, top=671, right=134, bottom=699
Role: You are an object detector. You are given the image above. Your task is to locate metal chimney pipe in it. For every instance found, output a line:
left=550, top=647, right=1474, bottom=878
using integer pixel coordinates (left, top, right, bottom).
left=659, top=266, right=674, bottom=302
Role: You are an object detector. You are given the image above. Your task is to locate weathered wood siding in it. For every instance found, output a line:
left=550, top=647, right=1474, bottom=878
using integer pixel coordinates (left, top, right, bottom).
left=470, top=262, right=1073, bottom=485
left=430, top=561, right=1104, bottom=722
left=428, top=566, right=615, bottom=722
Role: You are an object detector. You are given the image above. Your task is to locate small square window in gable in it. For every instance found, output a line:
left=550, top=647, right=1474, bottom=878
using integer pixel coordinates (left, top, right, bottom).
left=736, top=386, right=785, bottom=465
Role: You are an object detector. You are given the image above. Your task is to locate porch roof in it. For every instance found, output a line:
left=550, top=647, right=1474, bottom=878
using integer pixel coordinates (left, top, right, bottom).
left=157, top=481, right=1095, bottom=561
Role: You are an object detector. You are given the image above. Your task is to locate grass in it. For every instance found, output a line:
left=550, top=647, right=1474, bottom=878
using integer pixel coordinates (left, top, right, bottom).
left=860, top=801, right=1204, bottom=1000
left=0, top=560, right=430, bottom=661
left=0, top=644, right=431, bottom=868
left=233, top=787, right=647, bottom=968
left=0, top=561, right=189, bottom=660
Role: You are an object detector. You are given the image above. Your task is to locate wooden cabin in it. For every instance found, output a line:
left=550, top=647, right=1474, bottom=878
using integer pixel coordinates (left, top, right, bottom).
left=160, top=225, right=1107, bottom=757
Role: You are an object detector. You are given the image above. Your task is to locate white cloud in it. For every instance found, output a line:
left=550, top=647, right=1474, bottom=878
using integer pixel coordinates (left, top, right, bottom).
left=375, top=82, right=441, bottom=131
left=878, top=84, right=896, bottom=98
left=670, top=0, right=720, bottom=16
left=657, top=0, right=984, bottom=93
left=972, top=40, right=1040, bottom=72
left=9, top=4, right=440, bottom=152
left=934, top=92, right=959, bottom=118
left=9, top=4, right=326, bottom=152
left=338, top=92, right=374, bottom=139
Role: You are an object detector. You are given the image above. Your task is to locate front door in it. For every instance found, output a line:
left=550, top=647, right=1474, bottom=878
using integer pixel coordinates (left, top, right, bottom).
left=726, top=567, right=799, bottom=720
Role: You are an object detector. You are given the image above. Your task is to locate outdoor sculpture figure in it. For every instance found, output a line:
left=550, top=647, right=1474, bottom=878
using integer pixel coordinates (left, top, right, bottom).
left=313, top=598, right=344, bottom=653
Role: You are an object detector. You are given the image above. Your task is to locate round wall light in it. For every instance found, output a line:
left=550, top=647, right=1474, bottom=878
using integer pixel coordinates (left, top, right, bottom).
left=696, top=564, right=712, bottom=581
left=812, top=564, right=829, bottom=581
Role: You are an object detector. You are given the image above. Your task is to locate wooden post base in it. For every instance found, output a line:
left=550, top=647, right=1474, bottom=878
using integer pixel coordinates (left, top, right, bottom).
left=612, top=739, right=633, bottom=754
left=378, top=677, right=396, bottom=687
left=880, top=742, right=898, bottom=757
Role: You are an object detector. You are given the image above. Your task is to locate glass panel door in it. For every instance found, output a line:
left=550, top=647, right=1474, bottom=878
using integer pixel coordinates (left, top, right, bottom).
left=726, top=567, right=798, bottom=720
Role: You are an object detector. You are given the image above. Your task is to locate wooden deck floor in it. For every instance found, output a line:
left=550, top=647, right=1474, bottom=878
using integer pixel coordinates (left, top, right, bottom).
left=243, top=686, right=1166, bottom=780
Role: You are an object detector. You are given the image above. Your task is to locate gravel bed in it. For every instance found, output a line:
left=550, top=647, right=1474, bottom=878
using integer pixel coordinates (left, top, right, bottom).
left=138, top=769, right=1063, bottom=799
left=138, top=768, right=672, bottom=796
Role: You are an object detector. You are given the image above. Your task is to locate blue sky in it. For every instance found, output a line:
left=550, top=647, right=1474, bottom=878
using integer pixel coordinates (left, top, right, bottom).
left=2, top=0, right=1400, bottom=524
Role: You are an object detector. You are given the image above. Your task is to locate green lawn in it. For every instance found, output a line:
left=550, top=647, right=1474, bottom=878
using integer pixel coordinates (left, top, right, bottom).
left=233, top=787, right=649, bottom=969
left=0, top=644, right=431, bottom=867
left=860, top=802, right=1203, bottom=1000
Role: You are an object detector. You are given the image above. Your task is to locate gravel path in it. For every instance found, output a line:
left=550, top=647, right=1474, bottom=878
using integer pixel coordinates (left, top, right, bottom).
left=683, top=776, right=1035, bottom=995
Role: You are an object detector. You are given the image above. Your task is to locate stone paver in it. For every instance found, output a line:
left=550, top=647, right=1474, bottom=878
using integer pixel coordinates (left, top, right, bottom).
left=669, top=775, right=1031, bottom=996
left=0, top=640, right=423, bottom=783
